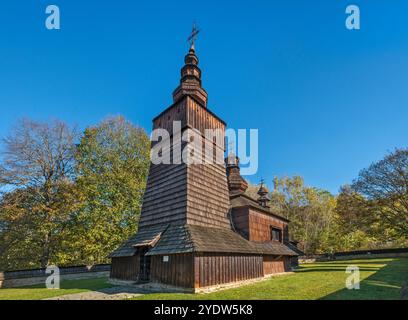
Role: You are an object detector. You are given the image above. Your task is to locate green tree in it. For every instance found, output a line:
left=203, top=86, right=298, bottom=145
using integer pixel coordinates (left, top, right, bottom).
left=335, top=185, right=381, bottom=250
left=335, top=185, right=375, bottom=232
left=65, top=116, right=150, bottom=265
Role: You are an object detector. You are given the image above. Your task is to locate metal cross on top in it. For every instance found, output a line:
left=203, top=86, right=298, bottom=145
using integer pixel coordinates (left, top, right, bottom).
left=187, top=23, right=200, bottom=46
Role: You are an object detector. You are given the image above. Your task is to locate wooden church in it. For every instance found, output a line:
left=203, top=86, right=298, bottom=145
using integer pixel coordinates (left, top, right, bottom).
left=109, top=33, right=299, bottom=291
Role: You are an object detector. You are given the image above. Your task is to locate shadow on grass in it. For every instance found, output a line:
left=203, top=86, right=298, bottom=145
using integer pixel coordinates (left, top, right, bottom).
left=321, top=259, right=408, bottom=300
left=296, top=267, right=380, bottom=273
left=304, top=261, right=392, bottom=265
left=25, top=277, right=112, bottom=290
left=296, top=262, right=383, bottom=273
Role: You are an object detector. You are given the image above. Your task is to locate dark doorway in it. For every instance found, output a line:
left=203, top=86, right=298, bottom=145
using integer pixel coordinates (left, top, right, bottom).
left=139, top=247, right=151, bottom=282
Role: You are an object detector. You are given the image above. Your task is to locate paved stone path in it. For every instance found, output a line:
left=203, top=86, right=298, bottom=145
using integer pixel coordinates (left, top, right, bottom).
left=401, top=282, right=408, bottom=300
left=45, top=286, right=149, bottom=300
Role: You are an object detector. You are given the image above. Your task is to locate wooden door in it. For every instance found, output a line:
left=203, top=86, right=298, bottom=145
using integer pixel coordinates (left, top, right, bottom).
left=139, top=248, right=151, bottom=281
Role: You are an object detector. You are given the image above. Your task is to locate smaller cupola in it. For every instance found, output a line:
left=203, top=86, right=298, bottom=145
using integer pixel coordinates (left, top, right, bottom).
left=225, top=154, right=248, bottom=193
left=257, top=179, right=270, bottom=208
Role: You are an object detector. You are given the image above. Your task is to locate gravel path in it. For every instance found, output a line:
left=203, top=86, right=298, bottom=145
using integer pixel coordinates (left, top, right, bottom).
left=45, top=286, right=149, bottom=300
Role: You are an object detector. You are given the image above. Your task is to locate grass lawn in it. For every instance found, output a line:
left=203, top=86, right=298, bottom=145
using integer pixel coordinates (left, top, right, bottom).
left=133, top=257, right=408, bottom=300
left=0, top=277, right=113, bottom=300
left=1, top=258, right=406, bottom=300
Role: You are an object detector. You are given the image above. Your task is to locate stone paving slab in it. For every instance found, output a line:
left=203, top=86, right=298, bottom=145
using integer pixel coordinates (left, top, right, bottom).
left=45, top=286, right=149, bottom=300
left=401, top=282, right=408, bottom=300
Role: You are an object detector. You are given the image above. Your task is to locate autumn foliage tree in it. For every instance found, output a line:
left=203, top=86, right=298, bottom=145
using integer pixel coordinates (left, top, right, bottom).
left=0, top=116, right=150, bottom=270
left=0, top=119, right=78, bottom=269
left=351, top=148, right=408, bottom=239
left=269, top=176, right=338, bottom=255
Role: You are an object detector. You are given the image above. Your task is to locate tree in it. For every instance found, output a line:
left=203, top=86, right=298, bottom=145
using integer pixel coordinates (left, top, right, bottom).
left=351, top=148, right=408, bottom=238
left=0, top=119, right=78, bottom=269
left=336, top=185, right=371, bottom=233
left=334, top=185, right=375, bottom=250
left=65, top=116, right=150, bottom=265
left=269, top=176, right=338, bottom=255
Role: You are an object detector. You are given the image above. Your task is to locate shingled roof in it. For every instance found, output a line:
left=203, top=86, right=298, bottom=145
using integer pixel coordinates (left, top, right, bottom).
left=253, top=241, right=298, bottom=256
left=146, top=224, right=194, bottom=255
left=230, top=191, right=290, bottom=222
left=131, top=223, right=298, bottom=256
left=111, top=221, right=298, bottom=258
left=286, top=241, right=305, bottom=256
left=186, top=225, right=297, bottom=256
left=109, top=224, right=168, bottom=258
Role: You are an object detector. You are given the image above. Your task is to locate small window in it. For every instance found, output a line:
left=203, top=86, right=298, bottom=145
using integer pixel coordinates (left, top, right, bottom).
left=270, top=227, right=282, bottom=242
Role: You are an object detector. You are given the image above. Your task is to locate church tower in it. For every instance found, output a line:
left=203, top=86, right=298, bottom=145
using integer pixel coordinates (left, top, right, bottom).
left=110, top=28, right=297, bottom=289
left=138, top=40, right=231, bottom=230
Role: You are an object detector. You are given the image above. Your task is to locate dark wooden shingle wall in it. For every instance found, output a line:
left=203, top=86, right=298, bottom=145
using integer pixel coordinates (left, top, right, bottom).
left=150, top=253, right=195, bottom=288
left=110, top=256, right=139, bottom=281
left=194, top=253, right=263, bottom=288
left=248, top=209, right=288, bottom=242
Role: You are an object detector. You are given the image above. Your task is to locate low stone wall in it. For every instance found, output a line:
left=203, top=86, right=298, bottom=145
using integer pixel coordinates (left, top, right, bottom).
left=0, top=264, right=110, bottom=288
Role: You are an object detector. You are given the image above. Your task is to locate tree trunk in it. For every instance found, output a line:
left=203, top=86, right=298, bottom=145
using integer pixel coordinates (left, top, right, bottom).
left=40, top=233, right=50, bottom=268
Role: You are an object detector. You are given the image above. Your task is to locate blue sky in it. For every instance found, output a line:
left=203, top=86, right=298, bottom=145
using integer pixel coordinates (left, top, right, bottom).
left=0, top=0, right=407, bottom=194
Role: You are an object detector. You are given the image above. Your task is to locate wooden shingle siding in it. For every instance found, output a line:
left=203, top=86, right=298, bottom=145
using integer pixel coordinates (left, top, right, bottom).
left=231, top=207, right=250, bottom=238
left=153, top=99, right=187, bottom=135
left=150, top=253, right=194, bottom=288
left=110, top=256, right=139, bottom=281
left=139, top=163, right=188, bottom=228
left=248, top=209, right=288, bottom=242
left=152, top=96, right=225, bottom=149
left=146, top=164, right=187, bottom=189
left=194, top=253, right=263, bottom=288
left=187, top=163, right=230, bottom=228
left=186, top=97, right=225, bottom=150
left=139, top=96, right=230, bottom=230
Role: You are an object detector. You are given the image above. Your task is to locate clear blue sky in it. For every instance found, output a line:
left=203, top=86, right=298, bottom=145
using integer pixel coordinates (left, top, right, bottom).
left=1, top=0, right=407, bottom=194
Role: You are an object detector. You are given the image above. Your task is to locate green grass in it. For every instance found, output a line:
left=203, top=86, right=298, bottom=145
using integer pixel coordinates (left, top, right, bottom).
left=0, top=277, right=112, bottom=300
left=133, top=258, right=408, bottom=300
left=1, top=258, right=407, bottom=300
